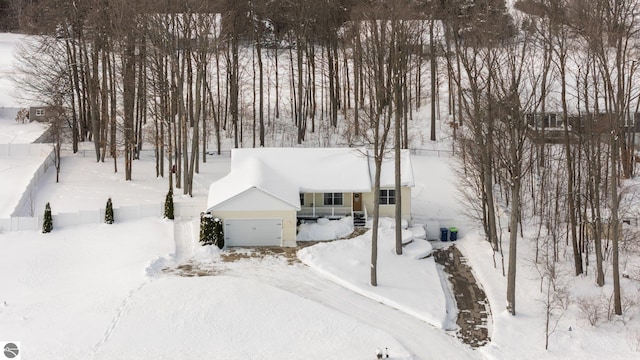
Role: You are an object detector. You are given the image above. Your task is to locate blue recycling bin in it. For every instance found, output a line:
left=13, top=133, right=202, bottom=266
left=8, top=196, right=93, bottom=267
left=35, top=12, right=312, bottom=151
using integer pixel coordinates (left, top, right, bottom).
left=449, top=227, right=458, bottom=241
left=440, top=227, right=449, bottom=242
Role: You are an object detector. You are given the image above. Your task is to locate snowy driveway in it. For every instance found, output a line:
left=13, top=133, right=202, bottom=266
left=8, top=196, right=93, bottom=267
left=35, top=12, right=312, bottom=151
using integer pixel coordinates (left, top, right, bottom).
left=171, top=219, right=477, bottom=360
left=220, top=257, right=477, bottom=360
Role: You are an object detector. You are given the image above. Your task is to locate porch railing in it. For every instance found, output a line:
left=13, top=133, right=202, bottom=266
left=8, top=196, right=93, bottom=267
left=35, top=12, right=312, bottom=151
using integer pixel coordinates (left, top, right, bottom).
left=298, top=206, right=352, bottom=218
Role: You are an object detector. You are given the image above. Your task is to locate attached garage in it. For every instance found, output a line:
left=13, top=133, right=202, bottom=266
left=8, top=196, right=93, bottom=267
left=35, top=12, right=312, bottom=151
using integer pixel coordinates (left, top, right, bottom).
left=208, top=190, right=298, bottom=247
left=224, top=218, right=283, bottom=247
left=206, top=158, right=301, bottom=247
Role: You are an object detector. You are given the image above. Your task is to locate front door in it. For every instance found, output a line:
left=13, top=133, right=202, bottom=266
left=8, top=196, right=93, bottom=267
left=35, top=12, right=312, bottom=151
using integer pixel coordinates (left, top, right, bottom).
left=353, top=193, right=362, bottom=211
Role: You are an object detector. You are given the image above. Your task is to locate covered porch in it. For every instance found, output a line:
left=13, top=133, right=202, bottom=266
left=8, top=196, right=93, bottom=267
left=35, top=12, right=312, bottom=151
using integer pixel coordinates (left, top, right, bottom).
left=297, top=192, right=367, bottom=224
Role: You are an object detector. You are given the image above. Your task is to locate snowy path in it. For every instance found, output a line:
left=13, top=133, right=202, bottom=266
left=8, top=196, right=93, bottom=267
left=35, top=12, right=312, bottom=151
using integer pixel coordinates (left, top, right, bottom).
left=221, top=259, right=477, bottom=360
left=434, top=246, right=491, bottom=348
left=173, top=219, right=197, bottom=262
left=92, top=281, right=150, bottom=355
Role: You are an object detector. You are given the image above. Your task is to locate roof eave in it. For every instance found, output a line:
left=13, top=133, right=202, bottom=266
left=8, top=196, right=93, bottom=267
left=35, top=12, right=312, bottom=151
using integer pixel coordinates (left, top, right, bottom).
left=207, top=186, right=301, bottom=212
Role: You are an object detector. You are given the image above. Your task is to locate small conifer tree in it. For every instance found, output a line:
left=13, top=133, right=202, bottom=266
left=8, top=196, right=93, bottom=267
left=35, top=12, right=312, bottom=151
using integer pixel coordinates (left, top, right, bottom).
left=105, top=198, right=114, bottom=224
left=199, top=214, right=224, bottom=248
left=164, top=188, right=174, bottom=220
left=199, top=213, right=215, bottom=246
left=42, top=202, right=53, bottom=233
left=213, top=218, right=224, bottom=249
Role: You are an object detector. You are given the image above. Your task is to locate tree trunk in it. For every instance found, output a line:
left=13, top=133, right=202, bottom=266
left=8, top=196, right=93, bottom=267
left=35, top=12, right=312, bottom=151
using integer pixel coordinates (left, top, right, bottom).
left=611, top=126, right=622, bottom=315
left=559, top=51, right=583, bottom=276
left=122, top=35, right=136, bottom=181
left=429, top=18, right=437, bottom=141
left=506, top=175, right=519, bottom=315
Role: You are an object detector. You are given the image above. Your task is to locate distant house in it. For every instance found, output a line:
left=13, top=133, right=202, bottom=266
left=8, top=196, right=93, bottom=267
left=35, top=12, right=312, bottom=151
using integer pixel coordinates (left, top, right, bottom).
left=568, top=112, right=640, bottom=135
left=206, top=148, right=414, bottom=247
left=29, top=106, right=50, bottom=123
left=526, top=112, right=574, bottom=144
left=526, top=112, right=640, bottom=144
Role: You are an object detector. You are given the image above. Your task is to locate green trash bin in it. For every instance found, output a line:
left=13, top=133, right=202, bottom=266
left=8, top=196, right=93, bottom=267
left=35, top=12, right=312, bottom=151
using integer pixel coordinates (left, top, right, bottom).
left=449, top=227, right=458, bottom=241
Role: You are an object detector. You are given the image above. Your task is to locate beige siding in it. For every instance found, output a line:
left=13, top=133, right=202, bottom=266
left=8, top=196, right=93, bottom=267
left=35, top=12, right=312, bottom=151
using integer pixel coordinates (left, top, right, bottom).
left=361, top=187, right=411, bottom=220
left=400, top=187, right=412, bottom=218
left=210, top=210, right=297, bottom=247
left=302, top=189, right=411, bottom=216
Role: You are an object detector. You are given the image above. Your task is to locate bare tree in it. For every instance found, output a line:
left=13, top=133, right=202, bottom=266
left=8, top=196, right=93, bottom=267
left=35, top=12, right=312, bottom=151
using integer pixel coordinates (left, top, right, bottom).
left=570, top=0, right=640, bottom=316
left=350, top=1, right=418, bottom=284
left=491, top=22, right=538, bottom=315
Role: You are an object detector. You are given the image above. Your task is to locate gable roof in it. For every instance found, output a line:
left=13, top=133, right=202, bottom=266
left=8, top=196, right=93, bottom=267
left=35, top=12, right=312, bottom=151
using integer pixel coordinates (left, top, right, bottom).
left=231, top=147, right=372, bottom=193
left=206, top=147, right=414, bottom=212
left=207, top=156, right=301, bottom=211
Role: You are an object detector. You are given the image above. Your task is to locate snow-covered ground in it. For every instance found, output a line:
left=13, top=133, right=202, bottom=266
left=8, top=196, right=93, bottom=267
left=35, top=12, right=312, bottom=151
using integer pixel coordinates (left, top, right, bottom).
left=32, top=153, right=176, bottom=214
left=1, top=31, right=640, bottom=360
left=0, top=219, right=175, bottom=358
left=0, top=111, right=48, bottom=144
left=0, top=33, right=27, bottom=108
left=0, top=218, right=414, bottom=360
left=0, top=122, right=460, bottom=359
left=3, top=144, right=639, bottom=359
left=0, top=152, right=452, bottom=359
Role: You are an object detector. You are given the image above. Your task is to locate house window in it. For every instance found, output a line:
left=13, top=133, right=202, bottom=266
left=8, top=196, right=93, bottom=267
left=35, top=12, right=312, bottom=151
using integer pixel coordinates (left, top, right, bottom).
left=545, top=113, right=558, bottom=128
left=527, top=113, right=560, bottom=128
left=324, top=193, right=343, bottom=206
left=35, top=109, right=45, bottom=117
left=300, top=193, right=304, bottom=206
left=379, top=189, right=395, bottom=205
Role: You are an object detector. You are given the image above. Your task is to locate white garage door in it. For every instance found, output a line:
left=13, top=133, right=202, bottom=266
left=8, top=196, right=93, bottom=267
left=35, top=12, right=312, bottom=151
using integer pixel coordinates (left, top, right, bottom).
left=224, top=219, right=283, bottom=246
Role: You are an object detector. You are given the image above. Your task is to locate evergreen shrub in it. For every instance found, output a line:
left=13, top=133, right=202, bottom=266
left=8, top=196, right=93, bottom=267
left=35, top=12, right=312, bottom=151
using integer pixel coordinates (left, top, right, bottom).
left=164, top=188, right=174, bottom=220
left=42, top=202, right=53, bottom=233
left=213, top=218, right=224, bottom=249
left=200, top=213, right=224, bottom=249
left=105, top=198, right=114, bottom=224
left=200, top=213, right=215, bottom=246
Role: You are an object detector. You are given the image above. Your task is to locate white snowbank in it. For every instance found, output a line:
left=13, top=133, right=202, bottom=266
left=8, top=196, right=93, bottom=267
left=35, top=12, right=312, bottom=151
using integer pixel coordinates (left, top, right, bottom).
left=298, top=219, right=446, bottom=328
left=297, top=216, right=354, bottom=241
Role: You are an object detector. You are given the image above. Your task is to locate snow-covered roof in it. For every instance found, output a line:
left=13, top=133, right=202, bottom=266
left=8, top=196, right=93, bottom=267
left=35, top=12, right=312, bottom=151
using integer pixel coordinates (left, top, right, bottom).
left=207, top=156, right=301, bottom=210
left=207, top=147, right=414, bottom=211
left=231, top=147, right=373, bottom=193
left=377, top=149, right=415, bottom=188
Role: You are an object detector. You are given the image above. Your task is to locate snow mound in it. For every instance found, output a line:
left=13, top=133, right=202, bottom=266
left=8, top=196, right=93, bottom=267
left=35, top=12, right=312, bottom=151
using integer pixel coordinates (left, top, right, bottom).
left=367, top=216, right=409, bottom=229
left=297, top=216, right=354, bottom=241
left=409, top=224, right=426, bottom=239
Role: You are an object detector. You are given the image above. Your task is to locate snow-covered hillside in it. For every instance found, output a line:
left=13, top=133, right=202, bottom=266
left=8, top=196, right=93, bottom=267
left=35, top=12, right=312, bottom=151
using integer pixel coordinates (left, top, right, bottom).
left=1, top=31, right=640, bottom=360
